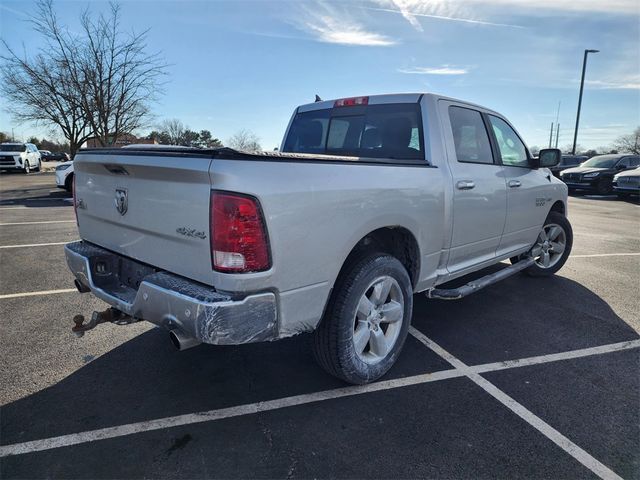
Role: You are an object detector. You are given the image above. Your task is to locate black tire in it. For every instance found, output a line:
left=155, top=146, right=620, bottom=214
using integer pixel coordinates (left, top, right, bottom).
left=64, top=173, right=74, bottom=193
left=22, top=161, right=30, bottom=174
left=596, top=178, right=613, bottom=195
left=312, top=253, right=413, bottom=385
left=616, top=192, right=630, bottom=200
left=511, top=211, right=573, bottom=277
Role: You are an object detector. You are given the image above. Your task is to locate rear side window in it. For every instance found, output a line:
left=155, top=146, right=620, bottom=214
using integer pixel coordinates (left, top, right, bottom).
left=283, top=103, right=424, bottom=161
left=448, top=106, right=494, bottom=164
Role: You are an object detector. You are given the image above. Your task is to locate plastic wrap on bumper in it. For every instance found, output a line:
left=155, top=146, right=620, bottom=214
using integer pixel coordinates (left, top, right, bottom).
left=64, top=241, right=278, bottom=345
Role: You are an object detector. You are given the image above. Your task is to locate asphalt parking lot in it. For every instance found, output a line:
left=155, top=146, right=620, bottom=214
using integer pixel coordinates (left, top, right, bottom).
left=0, top=172, right=638, bottom=479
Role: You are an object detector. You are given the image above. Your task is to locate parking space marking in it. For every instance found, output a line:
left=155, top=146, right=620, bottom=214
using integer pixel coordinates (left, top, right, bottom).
left=570, top=253, right=640, bottom=258
left=469, top=339, right=640, bottom=373
left=0, top=241, right=71, bottom=249
left=409, top=327, right=625, bottom=480
left=0, top=289, right=77, bottom=300
left=0, top=220, right=75, bottom=226
left=0, top=368, right=465, bottom=457
left=1, top=334, right=638, bottom=461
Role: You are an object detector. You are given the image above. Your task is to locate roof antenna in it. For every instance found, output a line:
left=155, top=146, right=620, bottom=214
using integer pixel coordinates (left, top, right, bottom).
left=314, top=94, right=322, bottom=102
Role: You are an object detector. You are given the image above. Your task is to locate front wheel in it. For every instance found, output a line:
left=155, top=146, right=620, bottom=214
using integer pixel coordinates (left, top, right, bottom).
left=511, top=211, right=573, bottom=277
left=596, top=178, right=613, bottom=195
left=22, top=161, right=30, bottom=174
left=312, top=253, right=413, bottom=384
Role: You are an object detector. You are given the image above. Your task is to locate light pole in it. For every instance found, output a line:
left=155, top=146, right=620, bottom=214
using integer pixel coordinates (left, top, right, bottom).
left=572, top=49, right=599, bottom=155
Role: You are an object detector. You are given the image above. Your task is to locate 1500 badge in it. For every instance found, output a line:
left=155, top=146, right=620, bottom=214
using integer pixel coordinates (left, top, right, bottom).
left=176, top=227, right=207, bottom=239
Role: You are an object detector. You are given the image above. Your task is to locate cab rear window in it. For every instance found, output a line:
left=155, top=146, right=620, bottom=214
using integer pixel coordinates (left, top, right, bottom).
left=282, top=103, right=424, bottom=161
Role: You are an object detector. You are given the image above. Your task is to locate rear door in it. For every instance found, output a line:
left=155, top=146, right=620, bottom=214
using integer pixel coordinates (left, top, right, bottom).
left=487, top=115, right=550, bottom=256
left=439, top=101, right=507, bottom=273
left=74, top=151, right=215, bottom=285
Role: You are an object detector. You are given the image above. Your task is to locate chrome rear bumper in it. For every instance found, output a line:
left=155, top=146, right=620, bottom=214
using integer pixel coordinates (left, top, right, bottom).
left=64, top=241, right=278, bottom=345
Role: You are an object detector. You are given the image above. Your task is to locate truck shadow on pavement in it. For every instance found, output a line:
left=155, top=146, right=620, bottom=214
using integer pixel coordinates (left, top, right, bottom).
left=1, top=270, right=638, bottom=450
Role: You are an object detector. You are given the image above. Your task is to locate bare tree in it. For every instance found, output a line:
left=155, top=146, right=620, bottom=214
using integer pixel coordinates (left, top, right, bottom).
left=612, top=127, right=640, bottom=154
left=1, top=9, right=92, bottom=157
left=227, top=129, right=262, bottom=152
left=157, top=119, right=186, bottom=145
left=0, top=0, right=166, bottom=154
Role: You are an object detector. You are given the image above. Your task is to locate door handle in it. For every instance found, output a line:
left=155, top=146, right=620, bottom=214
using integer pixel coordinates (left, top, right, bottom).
left=456, top=180, right=475, bottom=190
left=508, top=180, right=522, bottom=188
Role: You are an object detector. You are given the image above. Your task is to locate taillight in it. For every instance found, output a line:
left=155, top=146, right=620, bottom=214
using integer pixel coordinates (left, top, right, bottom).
left=210, top=191, right=271, bottom=273
left=334, top=96, right=369, bottom=107
left=72, top=174, right=78, bottom=226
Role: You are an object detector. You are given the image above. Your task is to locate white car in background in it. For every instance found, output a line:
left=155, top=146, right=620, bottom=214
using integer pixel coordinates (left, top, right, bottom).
left=0, top=142, right=42, bottom=173
left=55, top=160, right=74, bottom=192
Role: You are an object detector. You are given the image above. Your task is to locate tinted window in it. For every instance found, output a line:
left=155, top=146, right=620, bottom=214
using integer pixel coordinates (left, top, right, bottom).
left=620, top=156, right=640, bottom=167
left=489, top=116, right=529, bottom=167
left=448, top=106, right=493, bottom=164
left=283, top=103, right=424, bottom=161
left=581, top=156, right=619, bottom=168
left=0, top=144, right=23, bottom=152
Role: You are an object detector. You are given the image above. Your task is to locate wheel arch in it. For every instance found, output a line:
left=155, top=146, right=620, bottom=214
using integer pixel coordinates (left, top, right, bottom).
left=549, top=200, right=566, bottom=216
left=336, top=226, right=421, bottom=289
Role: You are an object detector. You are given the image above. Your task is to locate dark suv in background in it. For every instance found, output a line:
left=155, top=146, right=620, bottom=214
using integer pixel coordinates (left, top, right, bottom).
left=560, top=154, right=640, bottom=195
left=550, top=155, right=587, bottom=177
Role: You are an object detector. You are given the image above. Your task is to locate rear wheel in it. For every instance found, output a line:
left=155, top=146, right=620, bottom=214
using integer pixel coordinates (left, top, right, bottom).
left=511, top=211, right=573, bottom=277
left=64, top=173, right=74, bottom=192
left=312, top=253, right=413, bottom=384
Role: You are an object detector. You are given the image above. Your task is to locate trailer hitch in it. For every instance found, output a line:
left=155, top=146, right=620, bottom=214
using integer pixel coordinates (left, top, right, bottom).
left=72, top=307, right=138, bottom=337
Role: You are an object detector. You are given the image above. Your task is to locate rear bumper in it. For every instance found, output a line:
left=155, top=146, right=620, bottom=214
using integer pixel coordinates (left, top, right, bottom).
left=64, top=241, right=278, bottom=345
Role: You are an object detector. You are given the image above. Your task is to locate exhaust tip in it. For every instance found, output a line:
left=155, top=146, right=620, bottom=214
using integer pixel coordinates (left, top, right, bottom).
left=169, top=330, right=201, bottom=351
left=74, top=279, right=90, bottom=293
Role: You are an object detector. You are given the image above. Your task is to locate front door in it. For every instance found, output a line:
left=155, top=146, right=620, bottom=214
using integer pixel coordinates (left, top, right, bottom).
left=487, top=115, right=550, bottom=256
left=439, top=101, right=507, bottom=273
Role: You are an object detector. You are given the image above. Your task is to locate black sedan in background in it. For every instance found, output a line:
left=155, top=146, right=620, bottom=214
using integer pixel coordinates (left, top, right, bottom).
left=550, top=155, right=587, bottom=177
left=560, top=154, right=640, bottom=195
left=41, top=151, right=70, bottom=162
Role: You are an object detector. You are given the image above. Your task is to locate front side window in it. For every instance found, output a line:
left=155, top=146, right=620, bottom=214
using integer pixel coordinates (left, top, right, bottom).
left=620, top=156, right=640, bottom=168
left=283, top=103, right=424, bottom=161
left=448, top=106, right=494, bottom=164
left=489, top=116, right=529, bottom=168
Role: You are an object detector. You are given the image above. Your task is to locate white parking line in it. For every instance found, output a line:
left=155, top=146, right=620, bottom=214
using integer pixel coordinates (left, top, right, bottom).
left=0, top=333, right=637, bottom=460
left=0, top=289, right=77, bottom=300
left=0, top=368, right=464, bottom=457
left=0, top=241, right=71, bottom=249
left=0, top=220, right=75, bottom=226
left=570, top=253, right=640, bottom=258
left=409, top=327, right=626, bottom=480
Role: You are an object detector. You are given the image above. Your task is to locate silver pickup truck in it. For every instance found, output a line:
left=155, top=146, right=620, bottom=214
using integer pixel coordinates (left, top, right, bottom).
left=65, top=93, right=571, bottom=384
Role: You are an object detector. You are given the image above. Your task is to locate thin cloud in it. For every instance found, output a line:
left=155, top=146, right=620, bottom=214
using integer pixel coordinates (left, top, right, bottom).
left=369, top=0, right=525, bottom=29
left=586, top=79, right=640, bottom=90
left=304, top=16, right=397, bottom=46
left=292, top=2, right=397, bottom=46
left=399, top=66, right=469, bottom=75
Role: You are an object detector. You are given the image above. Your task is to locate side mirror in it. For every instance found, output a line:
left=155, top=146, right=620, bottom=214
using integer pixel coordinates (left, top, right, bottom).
left=536, top=148, right=561, bottom=168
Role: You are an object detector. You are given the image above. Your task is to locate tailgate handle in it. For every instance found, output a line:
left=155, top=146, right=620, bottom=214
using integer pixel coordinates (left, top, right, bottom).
left=104, top=164, right=129, bottom=175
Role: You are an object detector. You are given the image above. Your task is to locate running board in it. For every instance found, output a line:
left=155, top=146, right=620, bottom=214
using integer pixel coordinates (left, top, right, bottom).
left=426, top=257, right=535, bottom=300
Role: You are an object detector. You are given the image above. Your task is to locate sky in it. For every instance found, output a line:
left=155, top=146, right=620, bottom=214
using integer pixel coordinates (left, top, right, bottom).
left=0, top=0, right=639, bottom=151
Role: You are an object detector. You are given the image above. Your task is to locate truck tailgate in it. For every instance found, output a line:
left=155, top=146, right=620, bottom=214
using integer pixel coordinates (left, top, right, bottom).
left=74, top=151, right=214, bottom=285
